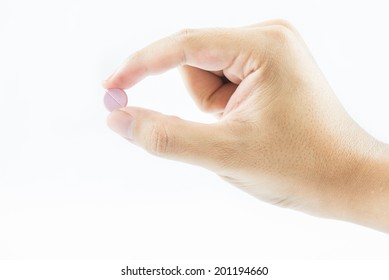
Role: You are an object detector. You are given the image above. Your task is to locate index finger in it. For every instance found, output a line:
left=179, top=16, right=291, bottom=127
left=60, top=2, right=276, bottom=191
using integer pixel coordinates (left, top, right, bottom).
left=103, top=28, right=248, bottom=89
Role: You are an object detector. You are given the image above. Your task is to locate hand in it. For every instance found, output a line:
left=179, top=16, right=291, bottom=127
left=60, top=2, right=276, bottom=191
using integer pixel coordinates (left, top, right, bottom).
left=103, top=20, right=389, bottom=232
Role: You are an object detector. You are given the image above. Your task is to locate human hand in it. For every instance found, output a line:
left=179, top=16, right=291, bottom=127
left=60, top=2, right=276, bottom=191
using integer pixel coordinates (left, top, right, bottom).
left=103, top=20, right=389, bottom=232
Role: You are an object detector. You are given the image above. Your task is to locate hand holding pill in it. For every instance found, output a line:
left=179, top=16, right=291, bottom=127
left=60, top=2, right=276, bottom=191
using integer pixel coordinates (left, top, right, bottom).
left=103, top=20, right=389, bottom=233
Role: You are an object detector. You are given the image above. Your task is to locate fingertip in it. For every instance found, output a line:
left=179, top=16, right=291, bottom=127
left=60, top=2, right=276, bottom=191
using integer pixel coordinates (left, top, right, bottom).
left=102, top=72, right=115, bottom=88
left=106, top=109, right=121, bottom=127
left=101, top=79, right=110, bottom=89
left=106, top=109, right=134, bottom=139
left=102, top=72, right=134, bottom=90
left=102, top=80, right=119, bottom=90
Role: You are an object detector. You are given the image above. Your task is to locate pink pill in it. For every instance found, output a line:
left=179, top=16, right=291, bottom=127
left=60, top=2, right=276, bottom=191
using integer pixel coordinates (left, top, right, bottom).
left=104, top=88, right=128, bottom=112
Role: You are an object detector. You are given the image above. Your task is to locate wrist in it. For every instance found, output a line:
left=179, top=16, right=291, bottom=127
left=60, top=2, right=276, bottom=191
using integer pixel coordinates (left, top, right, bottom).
left=334, top=140, right=389, bottom=232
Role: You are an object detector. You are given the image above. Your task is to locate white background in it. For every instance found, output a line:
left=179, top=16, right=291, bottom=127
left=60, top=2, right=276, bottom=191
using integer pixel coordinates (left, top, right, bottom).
left=0, top=0, right=389, bottom=262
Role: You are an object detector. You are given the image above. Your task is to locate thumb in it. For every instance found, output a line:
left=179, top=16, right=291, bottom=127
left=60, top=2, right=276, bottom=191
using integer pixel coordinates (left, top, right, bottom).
left=106, top=107, right=232, bottom=169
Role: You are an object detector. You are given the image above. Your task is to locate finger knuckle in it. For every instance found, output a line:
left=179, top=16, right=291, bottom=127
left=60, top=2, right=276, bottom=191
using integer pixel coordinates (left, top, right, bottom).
left=265, top=25, right=294, bottom=45
left=177, top=28, right=193, bottom=38
left=146, top=121, right=171, bottom=156
left=175, top=28, right=195, bottom=45
left=271, top=19, right=296, bottom=31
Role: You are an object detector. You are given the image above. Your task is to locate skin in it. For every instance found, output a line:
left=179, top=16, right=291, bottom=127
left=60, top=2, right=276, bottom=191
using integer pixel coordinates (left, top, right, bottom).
left=103, top=20, right=389, bottom=233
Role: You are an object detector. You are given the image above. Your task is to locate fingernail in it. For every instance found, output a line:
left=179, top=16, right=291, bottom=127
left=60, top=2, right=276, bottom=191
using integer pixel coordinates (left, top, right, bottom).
left=107, top=110, right=134, bottom=140
left=104, top=72, right=115, bottom=81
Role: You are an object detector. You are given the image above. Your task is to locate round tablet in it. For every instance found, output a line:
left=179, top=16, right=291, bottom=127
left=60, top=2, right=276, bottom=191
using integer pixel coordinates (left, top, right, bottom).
left=104, top=88, right=128, bottom=112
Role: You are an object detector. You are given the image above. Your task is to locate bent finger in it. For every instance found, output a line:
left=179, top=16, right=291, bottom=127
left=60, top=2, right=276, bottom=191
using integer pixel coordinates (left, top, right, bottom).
left=103, top=28, right=250, bottom=89
left=180, top=65, right=237, bottom=113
